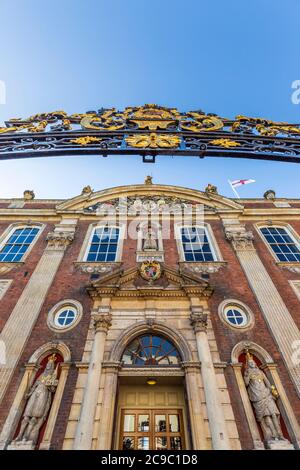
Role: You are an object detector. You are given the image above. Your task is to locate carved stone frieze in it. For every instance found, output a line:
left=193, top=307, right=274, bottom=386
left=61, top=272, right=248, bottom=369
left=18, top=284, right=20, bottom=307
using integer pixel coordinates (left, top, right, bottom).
left=75, top=262, right=121, bottom=275
left=224, top=225, right=255, bottom=251
left=46, top=231, right=74, bottom=250
left=180, top=261, right=226, bottom=274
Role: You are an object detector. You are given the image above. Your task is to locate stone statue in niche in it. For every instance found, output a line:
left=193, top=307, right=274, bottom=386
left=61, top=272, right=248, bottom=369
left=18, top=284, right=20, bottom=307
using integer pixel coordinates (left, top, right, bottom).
left=243, top=352, right=287, bottom=446
left=15, top=354, right=59, bottom=446
left=142, top=224, right=158, bottom=251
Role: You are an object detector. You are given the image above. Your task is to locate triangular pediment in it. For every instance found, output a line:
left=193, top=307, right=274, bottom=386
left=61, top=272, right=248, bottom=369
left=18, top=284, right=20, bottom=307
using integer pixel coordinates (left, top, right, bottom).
left=87, top=263, right=213, bottom=298
left=56, top=184, right=243, bottom=213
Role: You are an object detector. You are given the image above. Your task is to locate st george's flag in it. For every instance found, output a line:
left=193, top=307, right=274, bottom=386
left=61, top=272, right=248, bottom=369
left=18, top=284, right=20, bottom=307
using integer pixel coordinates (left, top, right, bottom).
left=228, top=179, right=256, bottom=198
left=230, top=179, right=256, bottom=188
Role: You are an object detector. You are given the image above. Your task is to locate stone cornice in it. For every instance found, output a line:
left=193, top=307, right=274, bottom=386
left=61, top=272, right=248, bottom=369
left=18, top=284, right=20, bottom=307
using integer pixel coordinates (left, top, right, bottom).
left=87, top=264, right=213, bottom=299
left=276, top=262, right=300, bottom=274
left=55, top=184, right=244, bottom=212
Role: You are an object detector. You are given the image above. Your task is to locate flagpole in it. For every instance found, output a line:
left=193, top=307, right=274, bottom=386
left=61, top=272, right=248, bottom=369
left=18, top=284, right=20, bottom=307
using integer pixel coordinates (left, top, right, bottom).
left=228, top=180, right=240, bottom=198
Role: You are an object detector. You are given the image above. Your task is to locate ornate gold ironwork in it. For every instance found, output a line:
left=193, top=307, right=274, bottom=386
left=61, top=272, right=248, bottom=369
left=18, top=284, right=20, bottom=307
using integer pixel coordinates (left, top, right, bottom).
left=126, top=133, right=181, bottom=149
left=209, top=138, right=241, bottom=148
left=180, top=112, right=224, bottom=132
left=1, top=104, right=300, bottom=164
left=123, top=104, right=180, bottom=130
left=232, top=115, right=300, bottom=137
left=80, top=109, right=125, bottom=131
left=70, top=136, right=103, bottom=146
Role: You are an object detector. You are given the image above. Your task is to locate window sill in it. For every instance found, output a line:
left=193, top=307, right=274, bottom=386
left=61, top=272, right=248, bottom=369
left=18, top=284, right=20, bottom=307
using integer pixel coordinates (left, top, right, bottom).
left=276, top=262, right=300, bottom=274
left=179, top=261, right=227, bottom=274
left=0, top=261, right=24, bottom=274
left=74, top=261, right=122, bottom=274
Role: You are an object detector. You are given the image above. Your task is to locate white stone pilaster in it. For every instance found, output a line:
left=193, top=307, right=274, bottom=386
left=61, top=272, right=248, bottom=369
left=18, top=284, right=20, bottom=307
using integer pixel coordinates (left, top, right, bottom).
left=224, top=220, right=300, bottom=396
left=0, top=220, right=77, bottom=404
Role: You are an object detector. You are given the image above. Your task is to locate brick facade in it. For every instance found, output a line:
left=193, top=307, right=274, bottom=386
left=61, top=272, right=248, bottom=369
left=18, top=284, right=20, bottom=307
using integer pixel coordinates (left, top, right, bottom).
left=0, top=184, right=299, bottom=450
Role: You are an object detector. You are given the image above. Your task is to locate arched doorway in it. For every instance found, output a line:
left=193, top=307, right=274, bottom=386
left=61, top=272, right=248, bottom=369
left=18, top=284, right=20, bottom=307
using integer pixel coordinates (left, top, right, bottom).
left=113, top=331, right=191, bottom=450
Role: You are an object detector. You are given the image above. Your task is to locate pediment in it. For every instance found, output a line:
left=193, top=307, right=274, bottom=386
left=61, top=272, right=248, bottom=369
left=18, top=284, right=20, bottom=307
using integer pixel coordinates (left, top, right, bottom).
left=56, top=184, right=243, bottom=213
left=87, top=263, right=213, bottom=298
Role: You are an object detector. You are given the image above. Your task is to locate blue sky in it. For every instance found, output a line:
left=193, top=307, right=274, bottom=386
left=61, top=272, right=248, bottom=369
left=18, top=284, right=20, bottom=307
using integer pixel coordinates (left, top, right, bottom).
left=0, top=0, right=299, bottom=199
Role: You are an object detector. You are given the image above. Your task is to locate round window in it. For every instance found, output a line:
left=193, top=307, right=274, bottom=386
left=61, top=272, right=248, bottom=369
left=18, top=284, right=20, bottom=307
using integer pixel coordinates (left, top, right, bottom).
left=47, top=300, right=83, bottom=332
left=54, top=308, right=77, bottom=328
left=224, top=307, right=248, bottom=327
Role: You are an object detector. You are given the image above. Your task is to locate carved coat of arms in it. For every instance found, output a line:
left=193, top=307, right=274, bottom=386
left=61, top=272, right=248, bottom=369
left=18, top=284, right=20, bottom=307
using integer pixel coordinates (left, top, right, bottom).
left=140, top=261, right=161, bottom=282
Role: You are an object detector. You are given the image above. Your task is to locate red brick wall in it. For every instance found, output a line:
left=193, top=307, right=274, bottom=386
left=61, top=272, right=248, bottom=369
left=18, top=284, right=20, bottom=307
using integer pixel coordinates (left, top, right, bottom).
left=208, top=220, right=300, bottom=449
left=0, top=212, right=300, bottom=449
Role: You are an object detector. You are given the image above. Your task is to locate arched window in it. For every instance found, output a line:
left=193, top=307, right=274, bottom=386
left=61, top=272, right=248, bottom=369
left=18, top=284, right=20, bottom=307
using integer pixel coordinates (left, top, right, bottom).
left=178, top=226, right=216, bottom=262
left=122, top=334, right=181, bottom=366
left=260, top=226, right=300, bottom=262
left=0, top=226, right=40, bottom=262
left=85, top=225, right=120, bottom=262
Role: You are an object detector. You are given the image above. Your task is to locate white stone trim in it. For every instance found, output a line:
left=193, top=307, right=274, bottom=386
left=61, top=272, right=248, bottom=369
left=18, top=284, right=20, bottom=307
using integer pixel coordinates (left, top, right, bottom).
left=77, top=221, right=126, bottom=263
left=174, top=222, right=223, bottom=262
left=0, top=279, right=12, bottom=300
left=255, top=220, right=300, bottom=264
left=231, top=340, right=274, bottom=364
left=28, top=341, right=72, bottom=363
left=289, top=280, right=300, bottom=301
left=47, top=299, right=83, bottom=333
left=0, top=222, right=45, bottom=263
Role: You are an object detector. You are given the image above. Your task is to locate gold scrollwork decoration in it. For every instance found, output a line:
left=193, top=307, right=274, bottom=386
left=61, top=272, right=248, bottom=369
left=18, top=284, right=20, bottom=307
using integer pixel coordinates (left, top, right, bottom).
left=80, top=109, right=125, bottom=131
left=232, top=115, right=300, bottom=137
left=126, top=133, right=181, bottom=149
left=180, top=112, right=224, bottom=132
left=123, top=104, right=180, bottom=130
left=70, top=136, right=103, bottom=146
left=209, top=138, right=241, bottom=148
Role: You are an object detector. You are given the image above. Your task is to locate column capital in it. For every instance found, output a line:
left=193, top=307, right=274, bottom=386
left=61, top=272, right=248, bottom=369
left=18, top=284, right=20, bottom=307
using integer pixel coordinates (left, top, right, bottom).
left=190, top=309, right=208, bottom=333
left=224, top=225, right=255, bottom=251
left=46, top=231, right=74, bottom=250
left=92, top=312, right=112, bottom=333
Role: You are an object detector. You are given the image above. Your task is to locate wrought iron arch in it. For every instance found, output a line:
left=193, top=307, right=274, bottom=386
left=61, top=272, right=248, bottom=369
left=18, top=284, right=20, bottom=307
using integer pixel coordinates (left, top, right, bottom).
left=1, top=105, right=300, bottom=163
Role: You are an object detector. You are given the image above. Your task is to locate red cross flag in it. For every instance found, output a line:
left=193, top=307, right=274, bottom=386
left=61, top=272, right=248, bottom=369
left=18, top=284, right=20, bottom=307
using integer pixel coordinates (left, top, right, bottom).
left=228, top=179, right=256, bottom=198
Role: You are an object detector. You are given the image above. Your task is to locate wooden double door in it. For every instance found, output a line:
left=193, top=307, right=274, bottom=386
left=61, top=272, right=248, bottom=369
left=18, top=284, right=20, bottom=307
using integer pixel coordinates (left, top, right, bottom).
left=120, top=409, right=185, bottom=450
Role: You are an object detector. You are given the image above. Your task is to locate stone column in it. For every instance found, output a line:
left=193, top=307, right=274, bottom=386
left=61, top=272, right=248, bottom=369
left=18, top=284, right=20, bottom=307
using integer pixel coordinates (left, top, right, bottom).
left=97, top=362, right=120, bottom=450
left=183, top=363, right=208, bottom=450
left=0, top=220, right=76, bottom=404
left=224, top=220, right=300, bottom=396
left=190, top=309, right=231, bottom=450
left=73, top=310, right=112, bottom=450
